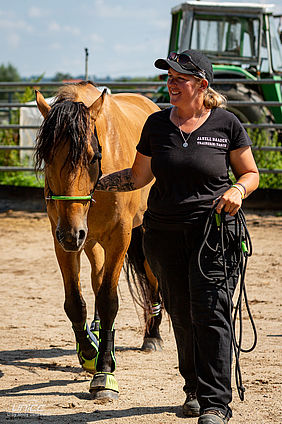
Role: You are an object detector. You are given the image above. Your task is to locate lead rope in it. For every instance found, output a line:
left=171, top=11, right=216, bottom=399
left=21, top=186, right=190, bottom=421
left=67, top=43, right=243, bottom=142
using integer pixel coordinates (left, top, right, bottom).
left=198, top=205, right=257, bottom=401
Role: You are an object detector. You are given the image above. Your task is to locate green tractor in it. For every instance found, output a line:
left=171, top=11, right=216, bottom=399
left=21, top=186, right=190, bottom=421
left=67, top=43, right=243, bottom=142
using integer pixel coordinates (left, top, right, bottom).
left=156, top=1, right=282, bottom=125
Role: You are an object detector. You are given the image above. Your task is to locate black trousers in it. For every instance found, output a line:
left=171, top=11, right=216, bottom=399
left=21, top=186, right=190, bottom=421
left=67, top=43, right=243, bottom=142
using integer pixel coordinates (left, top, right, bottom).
left=143, top=217, right=240, bottom=419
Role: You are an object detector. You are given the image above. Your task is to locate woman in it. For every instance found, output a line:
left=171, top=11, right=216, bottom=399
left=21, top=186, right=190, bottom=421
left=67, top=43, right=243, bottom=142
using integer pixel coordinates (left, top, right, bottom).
left=96, top=50, right=259, bottom=424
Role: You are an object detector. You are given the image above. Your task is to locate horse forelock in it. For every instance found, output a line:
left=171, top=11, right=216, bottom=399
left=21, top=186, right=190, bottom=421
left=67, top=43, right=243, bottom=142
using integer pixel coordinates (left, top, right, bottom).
left=35, top=99, right=91, bottom=173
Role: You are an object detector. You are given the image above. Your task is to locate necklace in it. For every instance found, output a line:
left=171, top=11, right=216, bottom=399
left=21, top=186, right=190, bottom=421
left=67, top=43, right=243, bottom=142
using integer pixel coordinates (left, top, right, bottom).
left=176, top=108, right=203, bottom=148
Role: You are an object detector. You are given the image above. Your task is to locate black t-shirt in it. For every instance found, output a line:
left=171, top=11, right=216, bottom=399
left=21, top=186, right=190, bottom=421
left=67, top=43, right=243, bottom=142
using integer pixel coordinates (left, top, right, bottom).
left=136, top=107, right=252, bottom=229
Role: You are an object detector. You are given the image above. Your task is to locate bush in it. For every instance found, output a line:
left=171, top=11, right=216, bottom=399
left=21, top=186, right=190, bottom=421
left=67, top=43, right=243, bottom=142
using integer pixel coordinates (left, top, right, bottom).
left=0, top=77, right=45, bottom=187
left=248, top=128, right=282, bottom=189
left=0, top=171, right=44, bottom=187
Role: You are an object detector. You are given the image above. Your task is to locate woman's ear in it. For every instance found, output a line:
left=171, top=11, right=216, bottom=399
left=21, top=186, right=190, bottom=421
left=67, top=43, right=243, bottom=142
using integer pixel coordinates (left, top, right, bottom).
left=200, top=79, right=209, bottom=91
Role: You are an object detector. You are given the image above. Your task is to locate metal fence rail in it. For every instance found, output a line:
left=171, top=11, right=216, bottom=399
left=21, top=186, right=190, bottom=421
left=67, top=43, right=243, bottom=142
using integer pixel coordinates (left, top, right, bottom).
left=0, top=79, right=281, bottom=175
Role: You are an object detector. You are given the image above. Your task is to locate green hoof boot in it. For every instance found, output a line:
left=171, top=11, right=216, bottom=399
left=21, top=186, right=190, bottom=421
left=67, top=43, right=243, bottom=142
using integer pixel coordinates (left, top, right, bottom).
left=77, top=349, right=97, bottom=374
left=89, top=372, right=119, bottom=400
left=90, top=319, right=100, bottom=340
left=75, top=322, right=99, bottom=374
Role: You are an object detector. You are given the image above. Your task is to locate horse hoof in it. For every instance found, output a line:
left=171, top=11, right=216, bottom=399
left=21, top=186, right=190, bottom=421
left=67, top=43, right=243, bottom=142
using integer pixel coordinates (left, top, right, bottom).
left=141, top=337, right=163, bottom=352
left=90, top=389, right=119, bottom=402
left=89, top=372, right=119, bottom=400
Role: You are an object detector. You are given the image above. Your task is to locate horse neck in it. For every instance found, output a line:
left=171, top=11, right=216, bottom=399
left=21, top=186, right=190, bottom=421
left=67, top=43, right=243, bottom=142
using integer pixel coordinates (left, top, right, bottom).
left=76, top=84, right=102, bottom=107
left=95, top=96, right=136, bottom=173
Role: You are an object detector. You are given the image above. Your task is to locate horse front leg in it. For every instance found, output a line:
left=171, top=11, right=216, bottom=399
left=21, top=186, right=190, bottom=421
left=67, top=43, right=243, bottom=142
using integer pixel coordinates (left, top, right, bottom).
left=84, top=241, right=103, bottom=340
left=54, top=242, right=98, bottom=374
left=85, top=233, right=130, bottom=400
left=90, top=303, right=100, bottom=339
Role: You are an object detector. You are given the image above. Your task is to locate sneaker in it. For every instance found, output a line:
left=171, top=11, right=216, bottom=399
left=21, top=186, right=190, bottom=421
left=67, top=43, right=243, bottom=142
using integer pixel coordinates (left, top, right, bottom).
left=183, top=392, right=200, bottom=417
left=198, top=410, right=229, bottom=424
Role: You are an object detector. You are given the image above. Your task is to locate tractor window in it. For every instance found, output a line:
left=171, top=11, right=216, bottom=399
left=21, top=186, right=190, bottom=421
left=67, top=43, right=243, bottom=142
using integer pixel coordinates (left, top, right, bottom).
left=260, top=31, right=269, bottom=73
left=269, top=16, right=282, bottom=72
left=169, top=12, right=183, bottom=53
left=190, top=15, right=259, bottom=61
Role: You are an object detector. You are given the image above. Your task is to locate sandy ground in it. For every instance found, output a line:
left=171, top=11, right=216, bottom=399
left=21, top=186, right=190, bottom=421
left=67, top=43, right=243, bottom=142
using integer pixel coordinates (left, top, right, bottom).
left=0, top=208, right=281, bottom=424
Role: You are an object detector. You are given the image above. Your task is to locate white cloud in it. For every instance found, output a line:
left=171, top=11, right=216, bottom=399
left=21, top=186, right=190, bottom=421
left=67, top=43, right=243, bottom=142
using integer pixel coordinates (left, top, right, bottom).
left=7, top=33, right=21, bottom=48
left=0, top=18, right=32, bottom=32
left=28, top=7, right=45, bottom=18
left=88, top=33, right=104, bottom=45
left=64, top=25, right=80, bottom=36
left=94, top=0, right=124, bottom=18
left=48, top=42, right=62, bottom=51
left=94, top=0, right=157, bottom=20
left=48, top=21, right=60, bottom=32
left=153, top=18, right=171, bottom=31
left=113, top=42, right=146, bottom=55
left=48, top=21, right=80, bottom=36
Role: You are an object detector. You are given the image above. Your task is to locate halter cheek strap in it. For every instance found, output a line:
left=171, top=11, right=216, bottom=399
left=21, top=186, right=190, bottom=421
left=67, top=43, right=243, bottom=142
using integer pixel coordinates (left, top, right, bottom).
left=45, top=127, right=102, bottom=202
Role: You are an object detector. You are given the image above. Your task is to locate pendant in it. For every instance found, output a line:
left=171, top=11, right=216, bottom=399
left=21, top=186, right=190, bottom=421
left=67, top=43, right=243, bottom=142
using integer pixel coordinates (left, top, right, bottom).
left=183, top=142, right=188, bottom=148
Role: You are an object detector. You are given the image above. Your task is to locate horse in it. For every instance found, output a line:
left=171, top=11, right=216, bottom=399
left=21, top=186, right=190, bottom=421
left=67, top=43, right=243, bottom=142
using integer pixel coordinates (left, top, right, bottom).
left=34, top=81, right=162, bottom=401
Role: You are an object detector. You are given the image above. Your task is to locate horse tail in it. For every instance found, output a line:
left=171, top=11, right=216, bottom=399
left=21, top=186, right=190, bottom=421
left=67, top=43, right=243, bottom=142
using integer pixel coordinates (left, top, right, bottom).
left=123, top=225, right=161, bottom=323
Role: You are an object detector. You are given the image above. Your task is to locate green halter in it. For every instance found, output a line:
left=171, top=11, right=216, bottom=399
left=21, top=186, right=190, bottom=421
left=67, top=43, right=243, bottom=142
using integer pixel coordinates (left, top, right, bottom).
left=46, top=195, right=93, bottom=201
left=45, top=127, right=102, bottom=202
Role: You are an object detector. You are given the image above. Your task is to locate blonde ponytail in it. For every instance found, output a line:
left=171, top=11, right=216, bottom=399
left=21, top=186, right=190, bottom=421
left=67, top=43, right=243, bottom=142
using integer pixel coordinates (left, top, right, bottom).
left=203, top=87, right=227, bottom=109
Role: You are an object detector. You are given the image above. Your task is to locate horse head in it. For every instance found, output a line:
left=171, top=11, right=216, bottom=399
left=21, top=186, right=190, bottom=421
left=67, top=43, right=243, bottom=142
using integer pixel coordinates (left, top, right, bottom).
left=35, top=82, right=106, bottom=252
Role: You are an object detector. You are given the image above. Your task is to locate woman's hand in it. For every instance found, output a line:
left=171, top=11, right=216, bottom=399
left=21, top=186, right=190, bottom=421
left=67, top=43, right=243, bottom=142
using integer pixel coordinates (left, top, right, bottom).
left=215, top=187, right=243, bottom=216
left=214, top=146, right=259, bottom=216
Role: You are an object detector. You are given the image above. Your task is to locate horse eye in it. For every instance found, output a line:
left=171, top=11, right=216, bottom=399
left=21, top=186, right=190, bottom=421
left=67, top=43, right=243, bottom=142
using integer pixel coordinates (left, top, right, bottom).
left=90, top=152, right=102, bottom=164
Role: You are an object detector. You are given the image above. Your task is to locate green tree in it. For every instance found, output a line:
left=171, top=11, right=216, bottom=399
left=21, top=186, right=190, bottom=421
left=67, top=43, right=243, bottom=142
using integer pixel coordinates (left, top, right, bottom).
left=52, top=72, right=73, bottom=81
left=0, top=63, right=21, bottom=102
left=0, top=63, right=20, bottom=82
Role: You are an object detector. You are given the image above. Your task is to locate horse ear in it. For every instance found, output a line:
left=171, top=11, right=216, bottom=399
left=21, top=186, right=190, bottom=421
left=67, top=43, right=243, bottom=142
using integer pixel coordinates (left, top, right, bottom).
left=88, top=88, right=107, bottom=120
left=35, top=90, right=51, bottom=118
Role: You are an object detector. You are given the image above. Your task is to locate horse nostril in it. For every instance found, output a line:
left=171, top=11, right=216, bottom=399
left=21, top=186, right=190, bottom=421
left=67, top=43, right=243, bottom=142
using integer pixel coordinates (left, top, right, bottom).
left=78, top=229, right=86, bottom=241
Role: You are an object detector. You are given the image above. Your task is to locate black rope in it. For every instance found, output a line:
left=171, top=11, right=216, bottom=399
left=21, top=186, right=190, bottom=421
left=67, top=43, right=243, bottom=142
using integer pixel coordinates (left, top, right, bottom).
left=90, top=126, right=103, bottom=196
left=198, top=204, right=257, bottom=401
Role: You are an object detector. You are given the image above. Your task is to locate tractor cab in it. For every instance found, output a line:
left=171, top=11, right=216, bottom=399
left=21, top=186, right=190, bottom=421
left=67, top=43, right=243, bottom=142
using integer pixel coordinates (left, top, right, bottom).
left=158, top=1, right=282, bottom=123
left=169, top=2, right=282, bottom=77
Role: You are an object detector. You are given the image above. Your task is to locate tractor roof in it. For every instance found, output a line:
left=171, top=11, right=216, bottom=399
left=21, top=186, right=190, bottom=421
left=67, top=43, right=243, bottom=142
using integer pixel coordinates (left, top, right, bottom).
left=171, top=2, right=275, bottom=15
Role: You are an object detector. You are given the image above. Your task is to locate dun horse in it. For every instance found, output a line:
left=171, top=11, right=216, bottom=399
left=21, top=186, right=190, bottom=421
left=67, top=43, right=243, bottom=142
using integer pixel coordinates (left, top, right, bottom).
left=34, top=81, right=162, bottom=400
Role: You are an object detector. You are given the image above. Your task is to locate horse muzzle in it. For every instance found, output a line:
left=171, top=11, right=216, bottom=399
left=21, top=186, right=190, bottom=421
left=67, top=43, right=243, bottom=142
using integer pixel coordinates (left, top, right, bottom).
left=55, top=225, right=88, bottom=252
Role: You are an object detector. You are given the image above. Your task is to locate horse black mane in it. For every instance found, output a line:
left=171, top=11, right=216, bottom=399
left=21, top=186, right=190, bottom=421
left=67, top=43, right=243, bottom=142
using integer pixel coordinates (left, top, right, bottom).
left=34, top=84, right=94, bottom=173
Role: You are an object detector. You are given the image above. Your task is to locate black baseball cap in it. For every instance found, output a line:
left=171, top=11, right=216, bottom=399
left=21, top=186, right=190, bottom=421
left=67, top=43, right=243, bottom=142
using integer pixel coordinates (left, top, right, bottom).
left=154, top=49, right=213, bottom=85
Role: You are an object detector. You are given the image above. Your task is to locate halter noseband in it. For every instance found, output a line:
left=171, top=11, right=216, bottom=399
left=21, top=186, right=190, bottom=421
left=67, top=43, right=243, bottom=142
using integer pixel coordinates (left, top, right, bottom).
left=47, top=195, right=93, bottom=201
left=45, top=127, right=102, bottom=203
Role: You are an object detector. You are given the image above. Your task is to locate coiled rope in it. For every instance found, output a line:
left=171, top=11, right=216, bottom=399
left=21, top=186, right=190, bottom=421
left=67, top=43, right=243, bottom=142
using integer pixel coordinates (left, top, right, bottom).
left=198, top=205, right=257, bottom=401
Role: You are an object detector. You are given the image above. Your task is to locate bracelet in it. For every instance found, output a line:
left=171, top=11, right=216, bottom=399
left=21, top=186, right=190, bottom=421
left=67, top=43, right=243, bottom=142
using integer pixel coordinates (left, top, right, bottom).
left=236, top=182, right=247, bottom=196
left=231, top=184, right=245, bottom=199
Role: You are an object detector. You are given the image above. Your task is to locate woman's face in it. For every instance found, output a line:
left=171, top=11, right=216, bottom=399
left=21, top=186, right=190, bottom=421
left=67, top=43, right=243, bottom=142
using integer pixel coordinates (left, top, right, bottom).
left=167, top=67, right=201, bottom=107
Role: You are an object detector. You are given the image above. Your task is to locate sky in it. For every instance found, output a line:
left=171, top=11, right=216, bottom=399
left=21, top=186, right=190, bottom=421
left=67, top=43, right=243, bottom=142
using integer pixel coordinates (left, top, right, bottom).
left=1, top=0, right=282, bottom=80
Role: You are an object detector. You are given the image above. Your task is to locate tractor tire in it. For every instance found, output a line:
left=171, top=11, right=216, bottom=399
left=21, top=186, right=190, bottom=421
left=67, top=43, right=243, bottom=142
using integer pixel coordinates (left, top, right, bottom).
left=218, top=84, right=273, bottom=124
